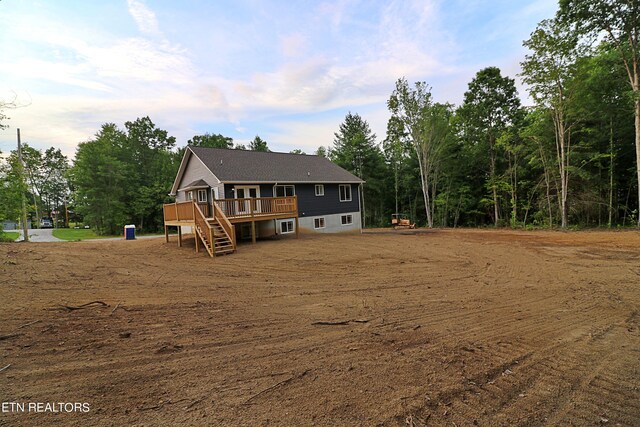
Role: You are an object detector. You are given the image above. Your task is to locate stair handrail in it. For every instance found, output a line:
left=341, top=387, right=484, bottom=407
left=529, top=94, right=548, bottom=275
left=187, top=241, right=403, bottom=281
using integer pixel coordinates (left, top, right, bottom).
left=213, top=202, right=236, bottom=251
left=193, top=202, right=214, bottom=257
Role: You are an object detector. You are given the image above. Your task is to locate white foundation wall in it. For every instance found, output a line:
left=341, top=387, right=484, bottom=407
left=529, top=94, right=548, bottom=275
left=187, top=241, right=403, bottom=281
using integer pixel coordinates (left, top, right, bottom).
left=298, top=212, right=361, bottom=234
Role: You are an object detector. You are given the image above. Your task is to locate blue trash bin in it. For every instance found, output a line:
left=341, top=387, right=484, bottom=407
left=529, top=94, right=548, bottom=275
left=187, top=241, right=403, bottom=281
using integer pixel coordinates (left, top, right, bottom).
left=124, top=225, right=136, bottom=240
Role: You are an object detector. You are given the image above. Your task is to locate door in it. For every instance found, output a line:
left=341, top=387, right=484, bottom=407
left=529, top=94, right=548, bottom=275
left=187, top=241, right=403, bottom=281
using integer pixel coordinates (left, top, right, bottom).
left=235, top=186, right=260, bottom=215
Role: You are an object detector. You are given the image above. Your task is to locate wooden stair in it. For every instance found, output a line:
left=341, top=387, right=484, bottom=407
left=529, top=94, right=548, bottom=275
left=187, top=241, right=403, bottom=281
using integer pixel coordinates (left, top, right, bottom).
left=209, top=220, right=235, bottom=256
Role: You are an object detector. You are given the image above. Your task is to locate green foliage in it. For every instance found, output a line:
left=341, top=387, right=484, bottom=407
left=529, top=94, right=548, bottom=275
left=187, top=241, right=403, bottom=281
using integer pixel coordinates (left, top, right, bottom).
left=249, top=135, right=270, bottom=152
left=0, top=231, right=19, bottom=242
left=69, top=118, right=179, bottom=235
left=330, top=112, right=386, bottom=226
left=188, top=133, right=233, bottom=149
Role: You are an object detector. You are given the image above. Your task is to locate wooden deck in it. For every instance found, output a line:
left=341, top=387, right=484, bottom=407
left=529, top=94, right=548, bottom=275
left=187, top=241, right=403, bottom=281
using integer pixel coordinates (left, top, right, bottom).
left=163, top=197, right=299, bottom=257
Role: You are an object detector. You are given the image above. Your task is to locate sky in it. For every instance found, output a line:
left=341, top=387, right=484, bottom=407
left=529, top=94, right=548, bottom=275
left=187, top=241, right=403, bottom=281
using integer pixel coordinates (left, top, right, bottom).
left=0, top=0, right=559, bottom=159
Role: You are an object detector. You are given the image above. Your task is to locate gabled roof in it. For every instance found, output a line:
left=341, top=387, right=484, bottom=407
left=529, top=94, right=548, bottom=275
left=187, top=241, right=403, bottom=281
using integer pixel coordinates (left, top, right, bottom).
left=178, top=179, right=209, bottom=191
left=184, top=146, right=363, bottom=185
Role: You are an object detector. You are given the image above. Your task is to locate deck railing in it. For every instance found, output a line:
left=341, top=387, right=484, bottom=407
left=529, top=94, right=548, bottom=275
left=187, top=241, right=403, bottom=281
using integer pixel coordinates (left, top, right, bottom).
left=164, top=201, right=209, bottom=221
left=214, top=196, right=297, bottom=220
left=164, top=196, right=297, bottom=223
left=193, top=202, right=214, bottom=257
left=213, top=202, right=236, bottom=250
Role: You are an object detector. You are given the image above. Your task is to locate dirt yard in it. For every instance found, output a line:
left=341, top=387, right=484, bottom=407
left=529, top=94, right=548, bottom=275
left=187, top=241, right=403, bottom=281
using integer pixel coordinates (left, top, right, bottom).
left=1, top=229, right=639, bottom=426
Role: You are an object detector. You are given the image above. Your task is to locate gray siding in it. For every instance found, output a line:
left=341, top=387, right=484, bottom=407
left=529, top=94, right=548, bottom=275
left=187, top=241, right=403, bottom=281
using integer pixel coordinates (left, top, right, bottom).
left=176, top=154, right=223, bottom=202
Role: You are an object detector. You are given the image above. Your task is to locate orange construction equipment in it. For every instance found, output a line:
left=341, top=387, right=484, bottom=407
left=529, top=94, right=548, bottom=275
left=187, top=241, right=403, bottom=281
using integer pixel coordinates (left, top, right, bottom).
left=391, top=213, right=415, bottom=229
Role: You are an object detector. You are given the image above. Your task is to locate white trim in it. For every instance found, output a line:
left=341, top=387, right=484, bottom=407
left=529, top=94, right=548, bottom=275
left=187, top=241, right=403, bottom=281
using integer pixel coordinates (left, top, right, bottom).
left=315, top=184, right=325, bottom=196
left=279, top=219, right=295, bottom=234
left=212, top=187, right=219, bottom=200
left=225, top=180, right=364, bottom=184
left=339, top=184, right=352, bottom=202
left=170, top=147, right=223, bottom=195
left=273, top=184, right=295, bottom=197
left=314, top=217, right=326, bottom=229
left=341, top=214, right=353, bottom=225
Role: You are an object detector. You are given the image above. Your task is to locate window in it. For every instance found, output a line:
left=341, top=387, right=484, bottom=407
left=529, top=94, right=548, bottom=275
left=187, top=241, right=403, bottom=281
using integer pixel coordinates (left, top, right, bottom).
left=339, top=184, right=352, bottom=202
left=314, top=217, right=325, bottom=229
left=341, top=214, right=353, bottom=225
left=280, top=220, right=294, bottom=234
left=274, top=185, right=295, bottom=197
left=197, top=189, right=207, bottom=203
left=315, top=184, right=324, bottom=196
left=186, top=191, right=193, bottom=201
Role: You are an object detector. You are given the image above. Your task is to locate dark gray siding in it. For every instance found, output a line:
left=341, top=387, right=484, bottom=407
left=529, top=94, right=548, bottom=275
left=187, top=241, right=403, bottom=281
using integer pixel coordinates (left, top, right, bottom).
left=223, top=184, right=273, bottom=198
left=296, top=184, right=359, bottom=217
left=222, top=183, right=360, bottom=217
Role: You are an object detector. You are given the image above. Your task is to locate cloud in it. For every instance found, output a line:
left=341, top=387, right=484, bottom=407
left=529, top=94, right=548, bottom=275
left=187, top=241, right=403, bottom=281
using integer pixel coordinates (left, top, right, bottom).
left=280, top=33, right=307, bottom=58
left=127, top=0, right=161, bottom=36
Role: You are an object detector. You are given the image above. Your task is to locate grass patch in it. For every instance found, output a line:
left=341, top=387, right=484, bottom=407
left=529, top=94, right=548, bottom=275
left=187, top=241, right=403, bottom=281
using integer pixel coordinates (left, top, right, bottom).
left=52, top=228, right=117, bottom=241
left=0, top=231, right=19, bottom=242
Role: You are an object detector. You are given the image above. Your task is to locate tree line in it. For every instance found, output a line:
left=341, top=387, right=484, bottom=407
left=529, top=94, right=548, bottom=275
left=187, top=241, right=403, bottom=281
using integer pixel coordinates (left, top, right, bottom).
left=1, top=0, right=638, bottom=234
left=329, top=1, right=639, bottom=229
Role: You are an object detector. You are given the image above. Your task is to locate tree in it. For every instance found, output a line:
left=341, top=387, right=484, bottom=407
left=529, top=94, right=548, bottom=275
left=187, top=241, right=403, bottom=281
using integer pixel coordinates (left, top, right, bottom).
left=9, top=144, right=70, bottom=221
left=187, top=133, right=234, bottom=149
left=330, top=112, right=386, bottom=226
left=388, top=79, right=453, bottom=228
left=0, top=153, right=26, bottom=223
left=521, top=18, right=582, bottom=228
left=315, top=146, right=328, bottom=157
left=290, top=149, right=306, bottom=154
left=458, top=67, right=522, bottom=227
left=249, top=135, right=270, bottom=152
left=70, top=124, right=128, bottom=235
left=122, top=117, right=177, bottom=231
left=559, top=0, right=640, bottom=226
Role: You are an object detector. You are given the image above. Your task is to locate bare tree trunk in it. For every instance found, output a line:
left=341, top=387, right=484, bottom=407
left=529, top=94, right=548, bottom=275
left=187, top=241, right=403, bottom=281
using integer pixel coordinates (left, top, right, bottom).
left=635, top=98, right=640, bottom=227
left=415, top=147, right=433, bottom=228
left=489, top=142, right=499, bottom=227
left=609, top=117, right=614, bottom=228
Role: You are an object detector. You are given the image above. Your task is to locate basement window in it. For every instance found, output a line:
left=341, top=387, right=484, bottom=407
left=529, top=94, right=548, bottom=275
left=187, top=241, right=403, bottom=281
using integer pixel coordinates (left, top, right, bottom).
left=314, top=217, right=325, bottom=229
left=280, top=220, right=294, bottom=234
left=341, top=214, right=353, bottom=225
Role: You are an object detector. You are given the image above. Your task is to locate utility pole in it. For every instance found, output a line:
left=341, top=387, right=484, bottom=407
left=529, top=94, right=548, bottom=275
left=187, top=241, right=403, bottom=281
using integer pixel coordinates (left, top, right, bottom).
left=17, top=129, right=29, bottom=242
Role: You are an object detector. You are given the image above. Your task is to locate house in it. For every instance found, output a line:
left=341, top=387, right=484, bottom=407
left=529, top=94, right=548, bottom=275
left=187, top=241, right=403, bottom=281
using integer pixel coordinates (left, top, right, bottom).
left=163, top=146, right=364, bottom=257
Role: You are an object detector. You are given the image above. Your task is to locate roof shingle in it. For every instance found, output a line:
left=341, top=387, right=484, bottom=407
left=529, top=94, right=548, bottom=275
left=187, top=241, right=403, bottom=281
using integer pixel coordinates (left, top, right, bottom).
left=189, top=146, right=363, bottom=184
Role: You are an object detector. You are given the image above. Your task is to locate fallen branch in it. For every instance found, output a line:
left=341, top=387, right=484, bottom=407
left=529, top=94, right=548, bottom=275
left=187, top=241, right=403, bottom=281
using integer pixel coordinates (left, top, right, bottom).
left=244, top=369, right=309, bottom=404
left=184, top=397, right=205, bottom=410
left=110, top=302, right=121, bottom=315
left=51, top=301, right=109, bottom=312
left=0, top=333, right=24, bottom=341
left=18, top=320, right=41, bottom=329
left=312, top=319, right=370, bottom=326
left=0, top=364, right=11, bottom=373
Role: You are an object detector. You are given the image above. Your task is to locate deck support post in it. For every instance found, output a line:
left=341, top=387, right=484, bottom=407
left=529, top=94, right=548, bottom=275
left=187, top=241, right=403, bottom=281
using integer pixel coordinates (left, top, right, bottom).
left=178, top=226, right=182, bottom=247
left=164, top=225, right=169, bottom=243
left=251, top=221, right=256, bottom=244
left=295, top=217, right=299, bottom=238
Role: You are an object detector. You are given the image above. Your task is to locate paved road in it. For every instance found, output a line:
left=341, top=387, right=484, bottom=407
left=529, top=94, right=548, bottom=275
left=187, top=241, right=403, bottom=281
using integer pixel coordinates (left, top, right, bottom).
left=15, top=228, right=64, bottom=242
